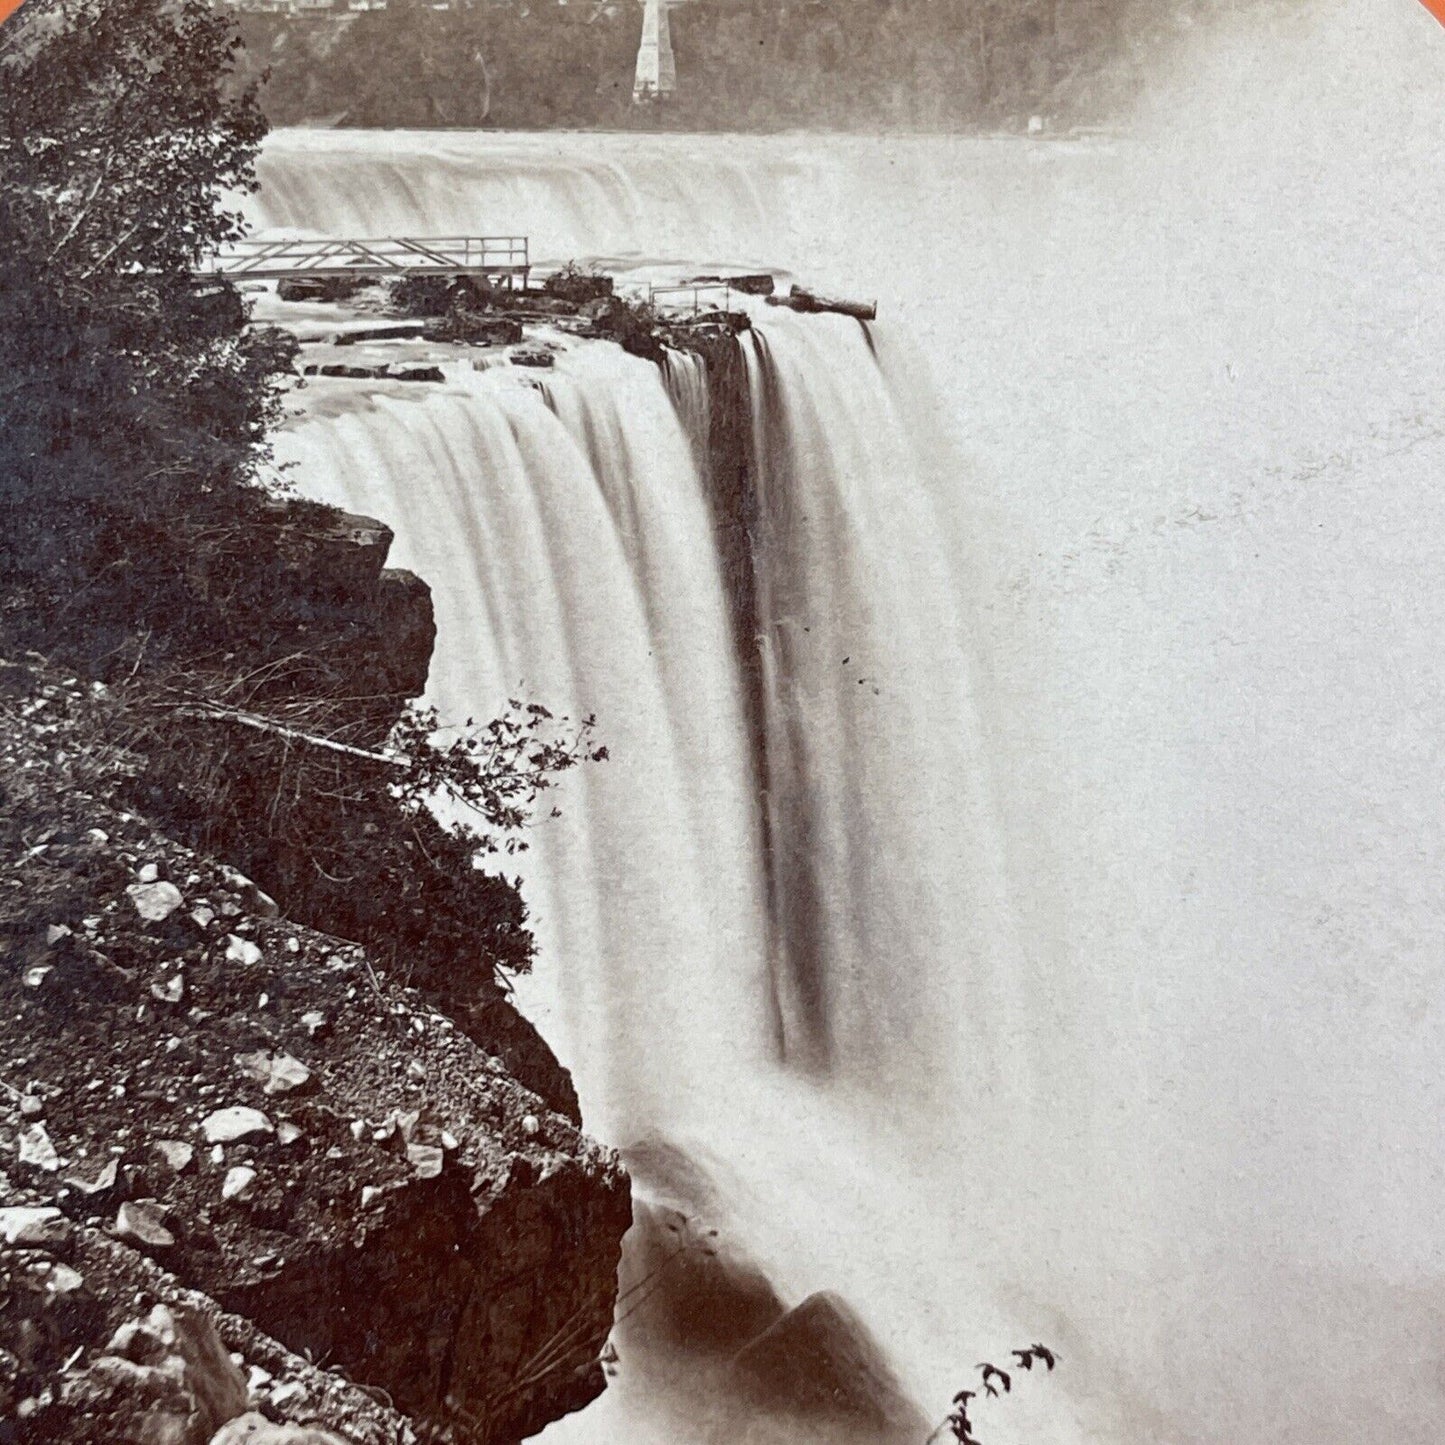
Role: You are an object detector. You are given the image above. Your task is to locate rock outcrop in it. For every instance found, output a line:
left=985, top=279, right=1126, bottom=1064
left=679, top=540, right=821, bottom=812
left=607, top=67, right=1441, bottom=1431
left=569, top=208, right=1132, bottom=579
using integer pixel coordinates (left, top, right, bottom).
left=1, top=1200, right=420, bottom=1445
left=174, top=498, right=434, bottom=745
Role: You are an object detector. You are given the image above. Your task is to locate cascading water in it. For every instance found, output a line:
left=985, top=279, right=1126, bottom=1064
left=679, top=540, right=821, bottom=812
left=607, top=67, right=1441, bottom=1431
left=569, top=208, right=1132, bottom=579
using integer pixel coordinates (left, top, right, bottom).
left=276, top=322, right=1087, bottom=1445
left=262, top=7, right=1445, bottom=1438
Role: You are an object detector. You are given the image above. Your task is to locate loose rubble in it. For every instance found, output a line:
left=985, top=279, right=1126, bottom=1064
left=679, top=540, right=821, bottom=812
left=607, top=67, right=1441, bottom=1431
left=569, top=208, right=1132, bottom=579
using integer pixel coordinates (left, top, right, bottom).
left=0, top=661, right=630, bottom=1444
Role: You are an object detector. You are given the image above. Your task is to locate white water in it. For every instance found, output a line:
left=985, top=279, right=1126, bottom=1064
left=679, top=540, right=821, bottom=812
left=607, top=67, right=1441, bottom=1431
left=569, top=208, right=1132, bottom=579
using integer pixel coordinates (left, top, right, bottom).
left=266, top=3, right=1445, bottom=1441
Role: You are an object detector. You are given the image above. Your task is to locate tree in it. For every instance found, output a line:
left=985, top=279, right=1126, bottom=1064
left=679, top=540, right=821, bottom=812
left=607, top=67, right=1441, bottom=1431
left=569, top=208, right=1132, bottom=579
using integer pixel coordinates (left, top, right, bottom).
left=0, top=0, right=278, bottom=657
left=0, top=0, right=607, bottom=1012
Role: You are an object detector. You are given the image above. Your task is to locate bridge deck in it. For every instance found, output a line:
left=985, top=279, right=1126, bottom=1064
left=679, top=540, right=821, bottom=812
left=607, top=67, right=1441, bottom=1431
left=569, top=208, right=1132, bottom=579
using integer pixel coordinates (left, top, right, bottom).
left=201, top=235, right=530, bottom=284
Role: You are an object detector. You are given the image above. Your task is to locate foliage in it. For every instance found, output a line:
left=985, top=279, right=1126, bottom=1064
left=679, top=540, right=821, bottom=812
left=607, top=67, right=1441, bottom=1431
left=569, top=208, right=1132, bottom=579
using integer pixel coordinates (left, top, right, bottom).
left=390, top=702, right=609, bottom=858
left=0, top=0, right=279, bottom=659
left=104, top=670, right=604, bottom=991
left=0, top=0, right=603, bottom=1007
left=589, top=294, right=665, bottom=364
left=543, top=262, right=614, bottom=306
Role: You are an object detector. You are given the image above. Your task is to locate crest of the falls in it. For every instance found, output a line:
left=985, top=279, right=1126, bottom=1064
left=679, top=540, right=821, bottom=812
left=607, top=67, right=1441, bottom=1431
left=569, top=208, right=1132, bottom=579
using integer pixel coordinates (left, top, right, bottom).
left=276, top=358, right=776, bottom=1138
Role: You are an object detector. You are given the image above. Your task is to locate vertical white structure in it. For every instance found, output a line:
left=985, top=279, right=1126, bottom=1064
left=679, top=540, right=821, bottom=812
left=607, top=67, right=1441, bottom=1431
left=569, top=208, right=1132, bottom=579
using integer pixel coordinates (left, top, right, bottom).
left=633, top=0, right=676, bottom=104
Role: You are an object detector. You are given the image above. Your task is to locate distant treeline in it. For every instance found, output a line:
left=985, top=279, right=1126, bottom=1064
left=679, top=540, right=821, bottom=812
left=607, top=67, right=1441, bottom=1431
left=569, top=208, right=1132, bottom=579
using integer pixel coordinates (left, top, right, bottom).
left=238, top=0, right=1264, bottom=132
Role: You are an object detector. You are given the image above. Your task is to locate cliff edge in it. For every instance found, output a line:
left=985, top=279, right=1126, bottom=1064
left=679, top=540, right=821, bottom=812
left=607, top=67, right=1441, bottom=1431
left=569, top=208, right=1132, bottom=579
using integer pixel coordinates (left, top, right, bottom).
left=0, top=505, right=629, bottom=1445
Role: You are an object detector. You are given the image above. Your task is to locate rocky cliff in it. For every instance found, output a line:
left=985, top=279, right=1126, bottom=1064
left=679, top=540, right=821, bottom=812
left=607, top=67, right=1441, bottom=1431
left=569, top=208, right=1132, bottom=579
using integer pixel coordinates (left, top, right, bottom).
left=0, top=509, right=630, bottom=1444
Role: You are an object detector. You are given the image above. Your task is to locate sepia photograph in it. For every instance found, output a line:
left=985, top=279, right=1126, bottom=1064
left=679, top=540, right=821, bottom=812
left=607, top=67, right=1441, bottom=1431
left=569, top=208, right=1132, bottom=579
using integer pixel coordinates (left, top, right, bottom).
left=1, top=1, right=1442, bottom=1443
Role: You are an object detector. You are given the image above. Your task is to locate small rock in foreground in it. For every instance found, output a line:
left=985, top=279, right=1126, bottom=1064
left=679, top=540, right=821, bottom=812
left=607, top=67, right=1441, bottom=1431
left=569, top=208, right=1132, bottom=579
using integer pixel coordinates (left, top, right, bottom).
left=115, top=1199, right=176, bottom=1250
left=235, top=1049, right=312, bottom=1096
left=18, top=1121, right=60, bottom=1171
left=225, top=935, right=264, bottom=967
left=201, top=1106, right=274, bottom=1144
left=155, top=1138, right=195, bottom=1172
left=127, top=880, right=184, bottom=922
left=222, top=1165, right=258, bottom=1202
left=0, top=1204, right=63, bottom=1245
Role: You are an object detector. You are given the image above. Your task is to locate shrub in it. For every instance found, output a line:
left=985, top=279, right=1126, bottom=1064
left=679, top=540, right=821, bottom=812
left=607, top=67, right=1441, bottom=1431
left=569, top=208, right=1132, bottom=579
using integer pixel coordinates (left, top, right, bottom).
left=108, top=674, right=606, bottom=993
left=0, top=0, right=277, bottom=658
left=388, top=273, right=494, bottom=318
left=543, top=262, right=614, bottom=306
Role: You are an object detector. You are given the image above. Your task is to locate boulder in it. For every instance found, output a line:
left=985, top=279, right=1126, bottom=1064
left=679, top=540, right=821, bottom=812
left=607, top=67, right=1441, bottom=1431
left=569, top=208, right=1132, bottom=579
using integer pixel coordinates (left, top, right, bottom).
left=128, top=882, right=185, bottom=924
left=200, top=1108, right=274, bottom=1145
left=59, top=1303, right=249, bottom=1445
left=294, top=511, right=395, bottom=603
left=331, top=324, right=426, bottom=345
left=208, top=1412, right=351, bottom=1445
left=366, top=569, right=435, bottom=705
left=316, top=365, right=389, bottom=381
left=723, top=1293, right=931, bottom=1445
left=115, top=1201, right=177, bottom=1251
left=276, top=278, right=367, bottom=305
left=618, top=1138, right=784, bottom=1356
left=421, top=314, right=523, bottom=347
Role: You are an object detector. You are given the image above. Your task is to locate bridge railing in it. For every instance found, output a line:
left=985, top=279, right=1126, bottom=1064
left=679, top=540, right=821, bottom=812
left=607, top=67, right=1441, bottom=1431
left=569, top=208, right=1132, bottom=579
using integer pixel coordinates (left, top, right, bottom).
left=646, top=281, right=735, bottom=316
left=200, top=235, right=531, bottom=283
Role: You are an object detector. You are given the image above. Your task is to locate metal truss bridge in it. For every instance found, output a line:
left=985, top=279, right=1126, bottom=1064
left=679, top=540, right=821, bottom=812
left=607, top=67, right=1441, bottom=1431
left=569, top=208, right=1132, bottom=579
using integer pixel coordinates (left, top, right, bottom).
left=200, top=235, right=530, bottom=286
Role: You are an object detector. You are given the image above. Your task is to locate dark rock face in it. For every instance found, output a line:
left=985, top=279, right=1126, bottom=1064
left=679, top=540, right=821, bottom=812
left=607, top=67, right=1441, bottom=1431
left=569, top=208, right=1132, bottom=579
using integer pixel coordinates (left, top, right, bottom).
left=371, top=568, right=436, bottom=703
left=611, top=1138, right=928, bottom=1445
left=296, top=509, right=396, bottom=603
left=277, top=278, right=368, bottom=304
left=171, top=499, right=433, bottom=744
left=624, top=1197, right=784, bottom=1357
left=461, top=997, right=581, bottom=1126
left=725, top=1293, right=932, bottom=1445
left=225, top=503, right=436, bottom=743
left=619, top=1139, right=784, bottom=1356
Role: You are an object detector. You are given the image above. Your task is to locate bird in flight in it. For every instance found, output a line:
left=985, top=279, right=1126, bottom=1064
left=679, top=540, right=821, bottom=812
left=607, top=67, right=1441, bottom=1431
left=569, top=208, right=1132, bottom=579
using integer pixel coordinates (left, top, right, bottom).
left=1013, top=1343, right=1059, bottom=1372
left=977, top=1362, right=1011, bottom=1397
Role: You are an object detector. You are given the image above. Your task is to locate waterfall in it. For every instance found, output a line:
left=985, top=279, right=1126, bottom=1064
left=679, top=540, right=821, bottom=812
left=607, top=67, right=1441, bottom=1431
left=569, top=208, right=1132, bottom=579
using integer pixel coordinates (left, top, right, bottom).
left=661, top=348, right=710, bottom=473
left=277, top=316, right=1096, bottom=1445
left=738, top=316, right=1029, bottom=1105
left=265, top=33, right=1445, bottom=1435
left=276, top=358, right=774, bottom=1138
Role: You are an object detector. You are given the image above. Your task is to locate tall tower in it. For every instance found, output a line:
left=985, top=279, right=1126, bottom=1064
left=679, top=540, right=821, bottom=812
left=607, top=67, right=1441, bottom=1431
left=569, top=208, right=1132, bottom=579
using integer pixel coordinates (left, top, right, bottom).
left=633, top=0, right=676, bottom=104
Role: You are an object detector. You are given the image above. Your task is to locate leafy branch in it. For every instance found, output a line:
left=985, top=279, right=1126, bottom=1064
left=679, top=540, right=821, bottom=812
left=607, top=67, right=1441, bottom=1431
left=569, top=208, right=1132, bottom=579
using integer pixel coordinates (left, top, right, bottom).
left=387, top=701, right=608, bottom=857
